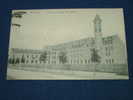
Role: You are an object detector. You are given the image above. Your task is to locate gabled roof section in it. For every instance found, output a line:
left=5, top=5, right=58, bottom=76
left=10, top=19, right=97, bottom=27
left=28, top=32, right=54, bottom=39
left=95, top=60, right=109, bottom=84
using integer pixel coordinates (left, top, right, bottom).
left=10, top=48, right=42, bottom=54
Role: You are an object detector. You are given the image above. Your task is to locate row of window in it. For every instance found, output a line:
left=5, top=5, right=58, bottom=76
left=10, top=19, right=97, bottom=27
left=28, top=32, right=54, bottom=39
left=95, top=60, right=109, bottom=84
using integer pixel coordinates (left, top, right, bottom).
left=10, top=57, right=115, bottom=65
left=106, top=59, right=114, bottom=64
left=21, top=59, right=92, bottom=64
left=105, top=46, right=113, bottom=56
left=70, top=59, right=91, bottom=64
left=25, top=60, right=45, bottom=64
left=20, top=55, right=41, bottom=58
left=103, top=37, right=113, bottom=45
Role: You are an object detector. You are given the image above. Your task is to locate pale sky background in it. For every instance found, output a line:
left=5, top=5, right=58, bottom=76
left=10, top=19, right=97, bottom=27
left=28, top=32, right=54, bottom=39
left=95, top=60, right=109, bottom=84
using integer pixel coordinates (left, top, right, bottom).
left=9, top=9, right=127, bottom=50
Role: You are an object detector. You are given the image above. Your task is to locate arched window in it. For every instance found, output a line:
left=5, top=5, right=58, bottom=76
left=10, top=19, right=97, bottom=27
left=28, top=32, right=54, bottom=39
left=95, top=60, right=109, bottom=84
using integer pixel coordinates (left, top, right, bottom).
left=31, top=60, right=34, bottom=63
left=27, top=55, right=29, bottom=58
left=85, top=59, right=87, bottom=64
left=81, top=60, right=83, bottom=64
left=36, top=60, right=38, bottom=63
left=112, top=59, right=114, bottom=64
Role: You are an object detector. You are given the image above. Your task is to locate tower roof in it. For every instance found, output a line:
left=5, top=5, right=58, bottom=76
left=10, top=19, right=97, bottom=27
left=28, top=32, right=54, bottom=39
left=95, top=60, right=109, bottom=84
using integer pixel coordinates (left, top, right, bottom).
left=94, top=14, right=102, bottom=22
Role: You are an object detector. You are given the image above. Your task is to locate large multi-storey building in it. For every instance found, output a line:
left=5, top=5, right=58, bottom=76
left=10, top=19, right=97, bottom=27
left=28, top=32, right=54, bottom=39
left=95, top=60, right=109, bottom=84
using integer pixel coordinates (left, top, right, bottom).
left=8, top=15, right=127, bottom=67
left=42, top=15, right=127, bottom=65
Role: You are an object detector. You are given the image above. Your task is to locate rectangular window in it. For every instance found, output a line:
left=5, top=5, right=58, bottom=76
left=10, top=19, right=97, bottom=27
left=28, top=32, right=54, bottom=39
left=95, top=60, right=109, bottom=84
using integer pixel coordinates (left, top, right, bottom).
left=112, top=59, right=114, bottom=64
left=85, top=59, right=87, bottom=64
left=36, top=60, right=38, bottom=63
left=88, top=60, right=90, bottom=63
left=81, top=60, right=83, bottom=64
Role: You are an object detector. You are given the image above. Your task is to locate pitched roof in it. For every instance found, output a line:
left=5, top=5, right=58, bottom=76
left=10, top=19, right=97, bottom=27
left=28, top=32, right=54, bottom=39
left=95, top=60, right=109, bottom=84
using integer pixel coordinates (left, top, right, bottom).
left=10, top=48, right=42, bottom=54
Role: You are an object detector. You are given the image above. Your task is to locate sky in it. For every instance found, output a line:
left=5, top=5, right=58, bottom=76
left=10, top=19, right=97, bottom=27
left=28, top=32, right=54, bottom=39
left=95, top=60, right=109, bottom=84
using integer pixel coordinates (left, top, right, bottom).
left=9, top=9, right=127, bottom=50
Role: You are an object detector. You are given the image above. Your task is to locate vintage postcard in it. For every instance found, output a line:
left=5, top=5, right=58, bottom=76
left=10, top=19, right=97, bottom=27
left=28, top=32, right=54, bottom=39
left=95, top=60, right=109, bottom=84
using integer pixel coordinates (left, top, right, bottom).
left=7, top=9, right=129, bottom=80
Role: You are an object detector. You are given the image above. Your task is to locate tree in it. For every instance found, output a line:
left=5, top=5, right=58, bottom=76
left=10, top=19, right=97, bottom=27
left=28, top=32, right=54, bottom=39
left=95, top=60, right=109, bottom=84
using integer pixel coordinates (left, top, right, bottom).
left=21, top=55, right=25, bottom=63
left=16, top=58, right=20, bottom=64
left=39, top=51, right=47, bottom=63
left=91, top=48, right=101, bottom=63
left=12, top=57, right=15, bottom=64
left=58, top=51, right=67, bottom=64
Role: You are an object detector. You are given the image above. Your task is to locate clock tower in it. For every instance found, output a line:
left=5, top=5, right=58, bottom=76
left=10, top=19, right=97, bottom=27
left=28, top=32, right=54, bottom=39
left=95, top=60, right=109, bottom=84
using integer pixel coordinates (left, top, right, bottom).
left=93, top=14, right=103, bottom=63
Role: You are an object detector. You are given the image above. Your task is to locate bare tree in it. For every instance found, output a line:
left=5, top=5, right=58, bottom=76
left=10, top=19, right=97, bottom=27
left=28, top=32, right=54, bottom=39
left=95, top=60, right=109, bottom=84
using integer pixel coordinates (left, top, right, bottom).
left=16, top=58, right=20, bottom=64
left=39, top=51, right=47, bottom=63
left=12, top=57, right=15, bottom=64
left=59, top=51, right=67, bottom=64
left=91, top=48, right=101, bottom=63
left=21, top=55, right=25, bottom=63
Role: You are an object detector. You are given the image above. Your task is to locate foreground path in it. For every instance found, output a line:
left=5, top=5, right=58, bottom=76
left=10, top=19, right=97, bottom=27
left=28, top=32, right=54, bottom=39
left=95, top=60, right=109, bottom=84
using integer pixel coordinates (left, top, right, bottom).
left=7, top=68, right=128, bottom=80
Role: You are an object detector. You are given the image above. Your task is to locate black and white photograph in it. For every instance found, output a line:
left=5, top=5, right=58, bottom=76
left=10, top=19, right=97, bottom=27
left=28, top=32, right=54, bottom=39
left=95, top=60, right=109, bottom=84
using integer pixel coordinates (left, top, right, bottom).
left=7, top=9, right=129, bottom=80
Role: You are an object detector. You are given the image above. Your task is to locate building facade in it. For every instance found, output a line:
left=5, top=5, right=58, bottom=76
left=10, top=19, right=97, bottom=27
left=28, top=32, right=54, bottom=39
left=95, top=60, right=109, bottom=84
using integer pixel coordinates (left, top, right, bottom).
left=8, top=15, right=128, bottom=66
left=8, top=48, right=43, bottom=65
left=42, top=15, right=127, bottom=65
